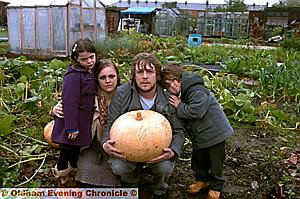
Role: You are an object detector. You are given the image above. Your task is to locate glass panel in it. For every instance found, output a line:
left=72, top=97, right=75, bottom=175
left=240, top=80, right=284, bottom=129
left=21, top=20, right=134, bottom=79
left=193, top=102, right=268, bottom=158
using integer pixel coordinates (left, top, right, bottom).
left=82, top=0, right=93, bottom=8
left=69, top=32, right=81, bottom=51
left=22, top=8, right=35, bottom=50
left=70, top=0, right=80, bottom=5
left=69, top=5, right=81, bottom=48
left=52, top=7, right=67, bottom=51
left=282, top=11, right=288, bottom=17
left=275, top=11, right=281, bottom=17
left=96, top=9, right=106, bottom=40
left=83, top=9, right=94, bottom=28
left=96, top=0, right=103, bottom=8
left=83, top=31, right=94, bottom=40
left=267, top=11, right=274, bottom=17
left=8, top=8, right=20, bottom=53
left=36, top=8, right=50, bottom=52
left=70, top=6, right=81, bottom=32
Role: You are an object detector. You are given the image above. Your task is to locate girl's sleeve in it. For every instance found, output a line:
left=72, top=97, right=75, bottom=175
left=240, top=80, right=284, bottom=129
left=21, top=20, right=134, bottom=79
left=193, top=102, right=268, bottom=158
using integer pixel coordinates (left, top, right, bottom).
left=62, top=72, right=81, bottom=131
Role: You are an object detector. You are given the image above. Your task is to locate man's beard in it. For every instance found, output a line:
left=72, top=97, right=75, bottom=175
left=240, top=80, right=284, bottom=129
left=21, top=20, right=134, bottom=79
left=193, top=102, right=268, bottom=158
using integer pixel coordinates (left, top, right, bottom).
left=138, top=83, right=157, bottom=94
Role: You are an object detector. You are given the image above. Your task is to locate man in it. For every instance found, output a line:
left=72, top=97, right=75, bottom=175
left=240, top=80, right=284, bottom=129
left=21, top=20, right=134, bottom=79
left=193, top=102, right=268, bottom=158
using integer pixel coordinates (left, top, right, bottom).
left=102, top=53, right=185, bottom=198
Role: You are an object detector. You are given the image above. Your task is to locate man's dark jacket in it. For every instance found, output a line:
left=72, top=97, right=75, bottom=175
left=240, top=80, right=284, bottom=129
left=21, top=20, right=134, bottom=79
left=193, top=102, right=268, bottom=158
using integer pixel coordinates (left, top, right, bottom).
left=101, top=81, right=185, bottom=159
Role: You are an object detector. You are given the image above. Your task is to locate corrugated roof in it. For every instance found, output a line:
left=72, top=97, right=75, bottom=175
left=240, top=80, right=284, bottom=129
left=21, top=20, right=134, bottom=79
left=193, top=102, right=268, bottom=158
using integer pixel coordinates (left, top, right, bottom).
left=0, top=0, right=13, bottom=3
left=178, top=3, right=227, bottom=10
left=111, top=1, right=266, bottom=11
left=111, top=2, right=230, bottom=11
left=121, top=7, right=156, bottom=14
left=247, top=5, right=266, bottom=11
left=7, top=0, right=69, bottom=7
left=112, top=1, right=164, bottom=9
left=156, top=8, right=187, bottom=18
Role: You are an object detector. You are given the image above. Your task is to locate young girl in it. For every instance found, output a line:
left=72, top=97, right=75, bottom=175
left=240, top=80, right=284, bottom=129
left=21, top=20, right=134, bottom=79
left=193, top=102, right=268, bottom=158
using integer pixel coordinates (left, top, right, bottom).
left=52, top=59, right=122, bottom=187
left=161, top=63, right=233, bottom=199
left=51, top=38, right=97, bottom=187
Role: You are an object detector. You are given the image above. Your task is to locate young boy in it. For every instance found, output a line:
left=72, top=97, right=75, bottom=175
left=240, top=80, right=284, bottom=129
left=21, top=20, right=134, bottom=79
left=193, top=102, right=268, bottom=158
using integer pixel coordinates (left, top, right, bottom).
left=161, top=63, right=233, bottom=199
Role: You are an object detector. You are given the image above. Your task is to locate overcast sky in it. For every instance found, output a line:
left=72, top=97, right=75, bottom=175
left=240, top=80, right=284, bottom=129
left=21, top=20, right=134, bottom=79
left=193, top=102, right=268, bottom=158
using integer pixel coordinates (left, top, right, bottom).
left=102, top=0, right=280, bottom=6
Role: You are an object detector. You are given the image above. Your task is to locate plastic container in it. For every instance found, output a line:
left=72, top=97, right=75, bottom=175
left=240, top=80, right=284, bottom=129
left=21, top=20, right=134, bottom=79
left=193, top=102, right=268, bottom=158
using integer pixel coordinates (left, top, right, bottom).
left=188, top=34, right=202, bottom=48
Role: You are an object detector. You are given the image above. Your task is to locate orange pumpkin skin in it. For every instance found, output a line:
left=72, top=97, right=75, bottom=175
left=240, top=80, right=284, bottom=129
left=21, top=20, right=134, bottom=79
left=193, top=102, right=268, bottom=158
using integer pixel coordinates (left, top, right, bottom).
left=43, top=120, right=60, bottom=148
left=110, top=110, right=172, bottom=162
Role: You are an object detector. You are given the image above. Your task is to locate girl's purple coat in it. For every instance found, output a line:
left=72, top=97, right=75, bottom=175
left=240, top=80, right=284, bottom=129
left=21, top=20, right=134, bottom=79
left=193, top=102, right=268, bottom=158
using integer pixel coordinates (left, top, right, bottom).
left=52, top=64, right=96, bottom=146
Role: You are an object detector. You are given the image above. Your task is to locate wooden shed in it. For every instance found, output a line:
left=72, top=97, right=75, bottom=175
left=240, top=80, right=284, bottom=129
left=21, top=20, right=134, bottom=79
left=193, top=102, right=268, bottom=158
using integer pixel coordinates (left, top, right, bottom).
left=106, top=7, right=120, bottom=33
left=264, top=7, right=300, bottom=39
left=119, top=7, right=157, bottom=34
left=0, top=0, right=9, bottom=25
left=249, top=11, right=265, bottom=39
left=7, top=0, right=107, bottom=57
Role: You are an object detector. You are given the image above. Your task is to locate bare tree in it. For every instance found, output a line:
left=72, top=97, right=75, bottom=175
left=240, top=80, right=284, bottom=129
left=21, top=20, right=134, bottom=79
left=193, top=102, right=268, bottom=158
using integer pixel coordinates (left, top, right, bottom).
left=218, top=0, right=248, bottom=12
left=274, top=0, right=300, bottom=7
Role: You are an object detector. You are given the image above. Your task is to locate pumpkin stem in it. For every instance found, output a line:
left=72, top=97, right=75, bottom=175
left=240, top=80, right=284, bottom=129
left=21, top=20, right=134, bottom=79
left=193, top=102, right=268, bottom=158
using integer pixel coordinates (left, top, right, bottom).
left=136, top=112, right=142, bottom=121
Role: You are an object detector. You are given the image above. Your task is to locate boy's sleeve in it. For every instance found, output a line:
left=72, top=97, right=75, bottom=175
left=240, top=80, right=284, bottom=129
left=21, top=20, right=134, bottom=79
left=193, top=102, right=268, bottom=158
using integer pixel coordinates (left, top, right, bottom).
left=176, top=89, right=211, bottom=119
left=168, top=109, right=185, bottom=159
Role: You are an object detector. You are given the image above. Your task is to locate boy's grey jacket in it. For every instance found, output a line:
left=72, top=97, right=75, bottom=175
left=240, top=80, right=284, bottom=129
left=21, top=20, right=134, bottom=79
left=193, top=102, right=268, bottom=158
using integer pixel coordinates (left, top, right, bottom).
left=101, top=81, right=186, bottom=159
left=177, top=73, right=233, bottom=149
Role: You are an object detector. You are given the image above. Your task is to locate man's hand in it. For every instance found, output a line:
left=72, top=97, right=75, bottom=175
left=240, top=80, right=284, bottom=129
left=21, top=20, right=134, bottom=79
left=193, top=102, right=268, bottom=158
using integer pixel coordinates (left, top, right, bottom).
left=103, top=140, right=126, bottom=160
left=147, top=148, right=175, bottom=163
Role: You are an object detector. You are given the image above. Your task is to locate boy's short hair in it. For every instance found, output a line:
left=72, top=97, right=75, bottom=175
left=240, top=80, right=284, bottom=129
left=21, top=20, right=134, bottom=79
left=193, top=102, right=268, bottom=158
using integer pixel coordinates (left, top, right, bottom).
left=161, top=62, right=183, bottom=87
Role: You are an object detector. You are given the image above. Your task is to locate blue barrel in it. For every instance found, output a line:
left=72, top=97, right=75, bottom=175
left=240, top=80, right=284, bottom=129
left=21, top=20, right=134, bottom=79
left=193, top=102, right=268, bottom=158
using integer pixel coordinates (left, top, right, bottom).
left=188, top=34, right=202, bottom=48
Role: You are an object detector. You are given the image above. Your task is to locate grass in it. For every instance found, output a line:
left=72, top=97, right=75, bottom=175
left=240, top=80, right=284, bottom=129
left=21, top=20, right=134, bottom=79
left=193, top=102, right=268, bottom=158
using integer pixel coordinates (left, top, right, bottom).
left=0, top=26, right=7, bottom=37
left=0, top=42, right=8, bottom=55
left=0, top=26, right=8, bottom=56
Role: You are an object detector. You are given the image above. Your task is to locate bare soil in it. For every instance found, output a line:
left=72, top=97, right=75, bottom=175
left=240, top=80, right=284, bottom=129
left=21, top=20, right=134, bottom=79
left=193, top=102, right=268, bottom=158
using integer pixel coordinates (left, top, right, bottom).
left=34, top=123, right=300, bottom=199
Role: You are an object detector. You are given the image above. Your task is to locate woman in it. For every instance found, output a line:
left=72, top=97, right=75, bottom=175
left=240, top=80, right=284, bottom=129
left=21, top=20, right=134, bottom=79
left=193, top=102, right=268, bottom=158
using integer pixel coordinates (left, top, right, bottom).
left=52, top=59, right=121, bottom=187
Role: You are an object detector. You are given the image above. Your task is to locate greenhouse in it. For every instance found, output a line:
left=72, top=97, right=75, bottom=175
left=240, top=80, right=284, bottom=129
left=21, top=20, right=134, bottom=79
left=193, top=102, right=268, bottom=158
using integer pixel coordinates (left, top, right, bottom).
left=153, top=8, right=189, bottom=37
left=7, top=0, right=107, bottom=57
left=197, top=11, right=249, bottom=38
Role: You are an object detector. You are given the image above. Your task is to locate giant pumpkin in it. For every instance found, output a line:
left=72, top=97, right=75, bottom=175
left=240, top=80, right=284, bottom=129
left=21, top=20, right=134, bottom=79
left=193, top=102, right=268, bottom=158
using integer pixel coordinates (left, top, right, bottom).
left=43, top=120, right=60, bottom=148
left=110, top=110, right=172, bottom=162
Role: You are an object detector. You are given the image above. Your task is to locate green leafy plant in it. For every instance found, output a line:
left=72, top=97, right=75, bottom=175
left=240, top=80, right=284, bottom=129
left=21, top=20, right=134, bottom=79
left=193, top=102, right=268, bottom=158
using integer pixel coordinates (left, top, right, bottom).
left=0, top=33, right=299, bottom=190
left=0, top=112, right=16, bottom=136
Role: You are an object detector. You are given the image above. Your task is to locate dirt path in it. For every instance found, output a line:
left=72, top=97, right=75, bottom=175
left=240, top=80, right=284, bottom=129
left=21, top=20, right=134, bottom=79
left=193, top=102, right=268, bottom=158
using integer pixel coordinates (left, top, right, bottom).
left=165, top=125, right=300, bottom=199
left=38, top=124, right=300, bottom=199
left=206, top=43, right=278, bottom=50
